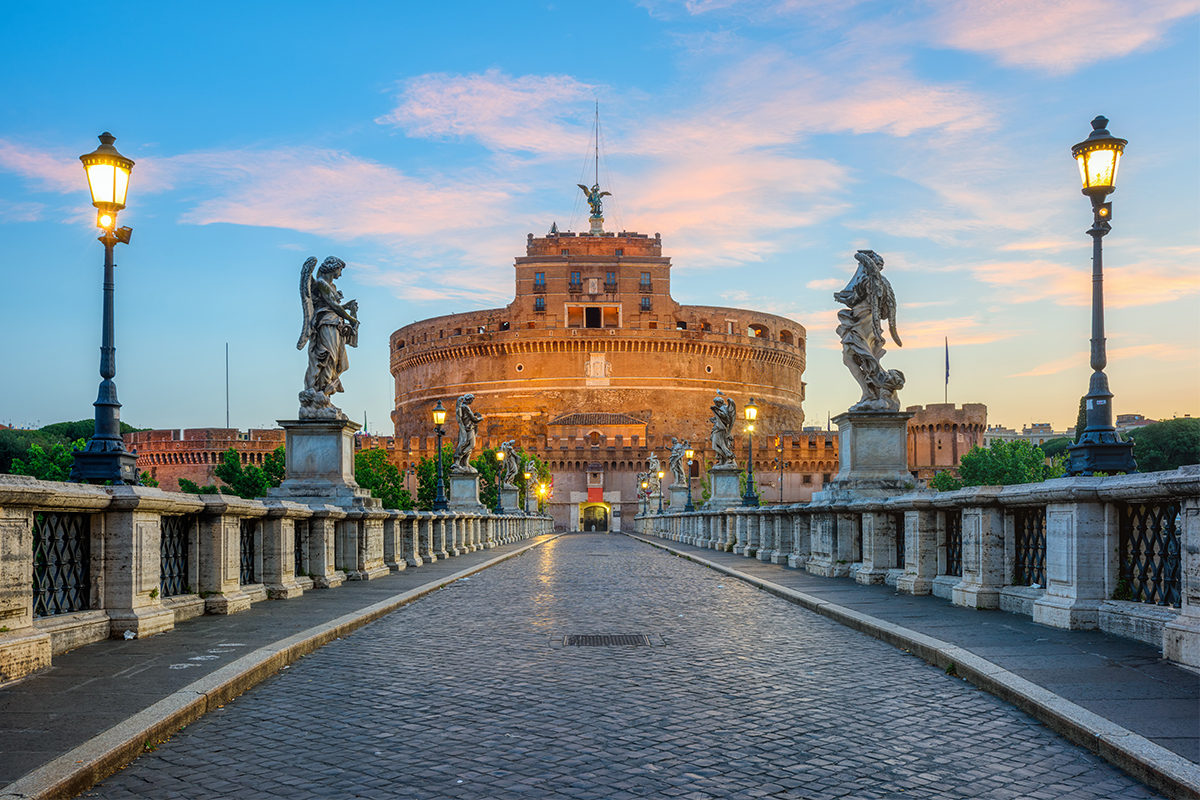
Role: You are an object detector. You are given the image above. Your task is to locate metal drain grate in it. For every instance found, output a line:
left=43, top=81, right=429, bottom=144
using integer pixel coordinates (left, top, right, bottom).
left=565, top=634, right=650, bottom=647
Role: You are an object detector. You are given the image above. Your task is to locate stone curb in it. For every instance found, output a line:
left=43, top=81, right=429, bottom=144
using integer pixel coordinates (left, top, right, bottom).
left=0, top=534, right=564, bottom=800
left=626, top=534, right=1200, bottom=800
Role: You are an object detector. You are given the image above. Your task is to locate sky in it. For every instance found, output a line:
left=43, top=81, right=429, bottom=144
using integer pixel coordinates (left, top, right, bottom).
left=1, top=0, right=1197, bottom=437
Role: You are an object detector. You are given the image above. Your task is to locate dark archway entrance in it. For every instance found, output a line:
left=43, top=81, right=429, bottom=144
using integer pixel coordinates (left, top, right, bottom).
left=581, top=504, right=609, bottom=531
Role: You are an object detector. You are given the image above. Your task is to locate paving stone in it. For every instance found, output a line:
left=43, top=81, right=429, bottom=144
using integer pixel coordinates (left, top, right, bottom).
left=84, top=533, right=1163, bottom=799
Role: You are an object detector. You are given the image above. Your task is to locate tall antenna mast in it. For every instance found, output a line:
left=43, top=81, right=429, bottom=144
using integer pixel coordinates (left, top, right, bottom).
left=594, top=100, right=599, bottom=187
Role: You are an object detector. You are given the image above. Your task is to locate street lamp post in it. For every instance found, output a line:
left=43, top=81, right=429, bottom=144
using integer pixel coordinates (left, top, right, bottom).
left=431, top=401, right=449, bottom=510
left=776, top=436, right=784, bottom=504
left=656, top=469, right=665, bottom=514
left=1066, top=116, right=1137, bottom=476
left=684, top=447, right=695, bottom=512
left=71, top=133, right=139, bottom=485
left=494, top=450, right=506, bottom=514
left=537, top=483, right=547, bottom=514
left=641, top=478, right=650, bottom=515
left=742, top=398, right=759, bottom=506
left=523, top=471, right=532, bottom=514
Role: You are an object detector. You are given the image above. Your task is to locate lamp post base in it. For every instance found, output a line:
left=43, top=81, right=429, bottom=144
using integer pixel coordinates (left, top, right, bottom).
left=70, top=444, right=139, bottom=485
left=1067, top=433, right=1137, bottom=476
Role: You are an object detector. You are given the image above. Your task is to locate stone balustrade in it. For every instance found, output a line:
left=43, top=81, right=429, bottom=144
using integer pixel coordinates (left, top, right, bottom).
left=637, top=466, right=1200, bottom=669
left=0, top=475, right=553, bottom=683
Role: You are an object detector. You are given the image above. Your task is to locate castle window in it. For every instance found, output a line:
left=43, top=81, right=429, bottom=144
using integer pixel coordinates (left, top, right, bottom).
left=639, top=272, right=651, bottom=292
left=499, top=321, right=510, bottom=331
left=748, top=324, right=768, bottom=338
left=676, top=320, right=687, bottom=330
left=590, top=431, right=601, bottom=447
left=615, top=248, right=623, bottom=256
left=534, top=297, right=545, bottom=312
left=641, top=297, right=651, bottom=312
left=780, top=329, right=794, bottom=345
left=803, top=475, right=812, bottom=485
left=585, top=307, right=601, bottom=328
left=570, top=271, right=582, bottom=290
left=562, top=248, right=570, bottom=256
left=534, top=272, right=546, bottom=290
left=605, top=271, right=616, bottom=289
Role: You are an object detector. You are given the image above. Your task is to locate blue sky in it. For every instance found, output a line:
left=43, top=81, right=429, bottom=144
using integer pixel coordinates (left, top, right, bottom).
left=2, top=0, right=1197, bottom=435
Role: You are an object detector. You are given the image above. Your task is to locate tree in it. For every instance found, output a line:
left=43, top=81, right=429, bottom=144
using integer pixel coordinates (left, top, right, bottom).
left=1039, top=437, right=1072, bottom=460
left=414, top=443, right=455, bottom=510
left=211, top=447, right=285, bottom=499
left=930, top=440, right=1065, bottom=490
left=354, top=449, right=414, bottom=509
left=264, top=446, right=286, bottom=486
left=1129, top=418, right=1200, bottom=473
left=179, top=478, right=221, bottom=495
left=414, top=444, right=548, bottom=511
left=10, top=439, right=85, bottom=482
left=1074, top=397, right=1087, bottom=443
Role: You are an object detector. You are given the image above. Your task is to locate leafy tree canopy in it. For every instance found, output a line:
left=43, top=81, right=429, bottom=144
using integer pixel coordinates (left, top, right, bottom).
left=198, top=446, right=287, bottom=499
left=1, top=419, right=146, bottom=474
left=929, top=439, right=1066, bottom=491
left=1129, top=418, right=1200, bottom=473
left=1039, top=437, right=1072, bottom=460
left=413, top=445, right=549, bottom=511
left=355, top=449, right=415, bottom=510
left=10, top=439, right=86, bottom=482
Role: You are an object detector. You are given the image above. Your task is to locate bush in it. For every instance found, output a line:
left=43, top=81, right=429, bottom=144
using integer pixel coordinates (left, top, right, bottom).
left=355, top=449, right=414, bottom=510
left=929, top=440, right=1066, bottom=490
left=1129, top=418, right=1200, bottom=472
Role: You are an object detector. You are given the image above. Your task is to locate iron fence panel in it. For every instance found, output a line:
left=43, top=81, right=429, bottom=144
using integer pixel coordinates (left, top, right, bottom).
left=1013, top=507, right=1047, bottom=587
left=1118, top=501, right=1181, bottom=607
left=32, top=512, right=90, bottom=617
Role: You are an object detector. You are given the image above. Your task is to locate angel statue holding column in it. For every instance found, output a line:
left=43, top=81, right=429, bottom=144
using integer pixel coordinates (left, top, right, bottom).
left=296, top=256, right=359, bottom=420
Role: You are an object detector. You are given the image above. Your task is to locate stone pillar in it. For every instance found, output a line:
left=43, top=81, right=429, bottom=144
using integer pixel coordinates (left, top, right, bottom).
left=858, top=509, right=895, bottom=585
left=382, top=510, right=407, bottom=572
left=483, top=516, right=496, bottom=549
left=788, top=511, right=811, bottom=569
left=952, top=491, right=1006, bottom=609
left=261, top=500, right=308, bottom=599
left=770, top=512, right=790, bottom=565
left=834, top=511, right=860, bottom=576
left=668, top=483, right=689, bottom=511
left=449, top=473, right=485, bottom=512
left=446, top=513, right=462, bottom=556
left=757, top=511, right=777, bottom=562
left=196, top=496, right=262, bottom=615
left=897, top=501, right=938, bottom=595
left=744, top=512, right=762, bottom=558
left=404, top=514, right=423, bottom=568
left=705, top=466, right=741, bottom=509
left=306, top=506, right=347, bottom=589
left=0, top=503, right=51, bottom=681
left=433, top=514, right=450, bottom=560
left=1033, top=489, right=1108, bottom=629
left=1165, top=492, right=1200, bottom=667
left=806, top=511, right=836, bottom=577
left=499, top=488, right=519, bottom=516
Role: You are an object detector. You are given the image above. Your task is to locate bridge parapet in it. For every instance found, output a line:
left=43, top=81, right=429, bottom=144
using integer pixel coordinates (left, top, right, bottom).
left=0, top=475, right=554, bottom=683
left=636, top=466, right=1200, bottom=669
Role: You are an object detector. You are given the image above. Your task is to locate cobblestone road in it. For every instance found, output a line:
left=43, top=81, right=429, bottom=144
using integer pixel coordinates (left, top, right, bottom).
left=83, top=534, right=1160, bottom=800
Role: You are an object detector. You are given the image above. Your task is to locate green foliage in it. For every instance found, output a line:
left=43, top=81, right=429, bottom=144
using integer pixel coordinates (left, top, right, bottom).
left=178, top=478, right=222, bottom=495
left=415, top=444, right=455, bottom=510
left=1129, top=418, right=1200, bottom=472
left=957, top=440, right=1063, bottom=487
left=928, top=470, right=964, bottom=492
left=212, top=447, right=284, bottom=499
left=139, top=472, right=160, bottom=488
left=414, top=445, right=549, bottom=511
left=10, top=439, right=86, bottom=482
left=264, top=446, right=286, bottom=486
left=1039, top=437, right=1072, bottom=460
left=1, top=419, right=147, bottom=475
left=354, top=449, right=414, bottom=510
left=40, top=419, right=145, bottom=442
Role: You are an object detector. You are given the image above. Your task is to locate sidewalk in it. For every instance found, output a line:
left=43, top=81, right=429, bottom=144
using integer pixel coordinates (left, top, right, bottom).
left=0, top=534, right=561, bottom=800
left=625, top=533, right=1200, bottom=798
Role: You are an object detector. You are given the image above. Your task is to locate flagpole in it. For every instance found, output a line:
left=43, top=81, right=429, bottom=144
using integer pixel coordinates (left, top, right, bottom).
left=944, top=337, right=949, bottom=405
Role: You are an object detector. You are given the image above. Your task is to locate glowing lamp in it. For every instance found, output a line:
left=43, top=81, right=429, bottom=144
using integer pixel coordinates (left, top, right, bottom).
left=496, top=450, right=505, bottom=462
left=432, top=400, right=447, bottom=427
left=80, top=132, right=134, bottom=220
left=1072, top=116, right=1126, bottom=199
left=744, top=397, right=758, bottom=422
left=685, top=447, right=694, bottom=460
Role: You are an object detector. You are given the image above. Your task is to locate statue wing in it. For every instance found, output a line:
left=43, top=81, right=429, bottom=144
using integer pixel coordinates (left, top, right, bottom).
left=599, top=191, right=611, bottom=198
left=577, top=184, right=591, bottom=196
left=296, top=257, right=317, bottom=350
left=883, top=279, right=902, bottom=347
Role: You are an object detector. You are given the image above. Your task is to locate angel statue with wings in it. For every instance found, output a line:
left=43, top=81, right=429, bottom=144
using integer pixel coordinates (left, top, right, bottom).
left=834, top=249, right=905, bottom=412
left=577, top=183, right=611, bottom=218
left=709, top=391, right=737, bottom=466
left=296, top=256, right=359, bottom=420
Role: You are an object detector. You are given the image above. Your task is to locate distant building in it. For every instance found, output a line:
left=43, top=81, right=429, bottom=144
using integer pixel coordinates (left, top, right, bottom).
left=124, top=428, right=285, bottom=491
left=1115, top=414, right=1158, bottom=435
left=905, top=404, right=988, bottom=481
left=983, top=423, right=1075, bottom=448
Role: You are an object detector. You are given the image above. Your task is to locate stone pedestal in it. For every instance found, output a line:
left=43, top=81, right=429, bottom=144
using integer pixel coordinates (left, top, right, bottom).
left=668, top=483, right=690, bottom=511
left=704, top=465, right=741, bottom=509
left=816, top=411, right=916, bottom=501
left=448, top=473, right=485, bottom=511
left=1033, top=498, right=1108, bottom=629
left=952, top=498, right=1005, bottom=609
left=499, top=488, right=519, bottom=514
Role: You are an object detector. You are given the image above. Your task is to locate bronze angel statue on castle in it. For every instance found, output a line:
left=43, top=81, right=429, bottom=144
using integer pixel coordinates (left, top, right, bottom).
left=577, top=183, right=610, bottom=218
left=296, top=256, right=359, bottom=420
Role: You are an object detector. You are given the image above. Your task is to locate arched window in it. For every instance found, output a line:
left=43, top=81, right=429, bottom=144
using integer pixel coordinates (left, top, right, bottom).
left=589, top=431, right=601, bottom=447
left=779, top=330, right=794, bottom=345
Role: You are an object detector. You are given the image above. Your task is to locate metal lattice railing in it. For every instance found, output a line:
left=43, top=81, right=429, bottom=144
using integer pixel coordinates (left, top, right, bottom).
left=893, top=512, right=905, bottom=569
left=160, top=515, right=193, bottom=597
left=32, top=512, right=91, bottom=618
left=945, top=511, right=963, bottom=577
left=294, top=520, right=307, bottom=577
left=1118, top=501, right=1182, bottom=607
left=1013, top=507, right=1047, bottom=587
left=239, top=519, right=257, bottom=585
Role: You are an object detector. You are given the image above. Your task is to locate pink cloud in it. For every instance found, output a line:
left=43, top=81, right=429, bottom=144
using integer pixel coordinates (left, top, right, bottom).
left=1010, top=343, right=1197, bottom=377
left=927, top=0, right=1198, bottom=73
left=0, top=139, right=84, bottom=192
left=971, top=252, right=1200, bottom=308
left=377, top=69, right=595, bottom=155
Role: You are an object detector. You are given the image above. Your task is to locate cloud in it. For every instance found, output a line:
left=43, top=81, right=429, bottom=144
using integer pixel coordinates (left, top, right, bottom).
left=925, top=0, right=1198, bottom=73
left=807, top=277, right=843, bottom=290
left=0, top=139, right=83, bottom=192
left=970, top=250, right=1200, bottom=308
left=377, top=69, right=596, bottom=155
left=1010, top=343, right=1197, bottom=377
left=0, top=198, right=45, bottom=223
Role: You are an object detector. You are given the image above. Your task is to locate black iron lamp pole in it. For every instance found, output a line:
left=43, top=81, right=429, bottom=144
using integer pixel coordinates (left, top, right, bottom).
left=656, top=469, right=665, bottom=514
left=742, top=398, right=759, bottom=506
left=431, top=400, right=449, bottom=510
left=1066, top=116, right=1137, bottom=476
left=494, top=450, right=505, bottom=514
left=71, top=133, right=139, bottom=485
left=684, top=447, right=695, bottom=512
left=641, top=479, right=649, bottom=515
